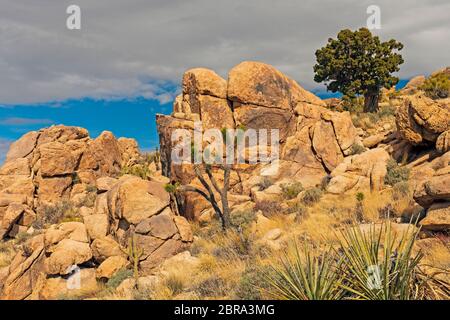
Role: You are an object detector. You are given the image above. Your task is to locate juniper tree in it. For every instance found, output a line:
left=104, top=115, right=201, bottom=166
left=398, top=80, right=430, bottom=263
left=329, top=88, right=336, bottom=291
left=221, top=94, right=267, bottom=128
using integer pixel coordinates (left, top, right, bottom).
left=314, top=28, right=404, bottom=112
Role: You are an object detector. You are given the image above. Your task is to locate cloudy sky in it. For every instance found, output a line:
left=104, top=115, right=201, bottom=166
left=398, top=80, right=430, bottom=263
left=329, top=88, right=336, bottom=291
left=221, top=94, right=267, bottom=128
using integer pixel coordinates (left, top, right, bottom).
left=0, top=0, right=449, bottom=161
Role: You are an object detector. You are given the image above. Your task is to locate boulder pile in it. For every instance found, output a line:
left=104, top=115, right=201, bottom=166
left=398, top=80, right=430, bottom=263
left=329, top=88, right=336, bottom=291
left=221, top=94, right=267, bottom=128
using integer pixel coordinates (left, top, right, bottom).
left=0, top=126, right=192, bottom=300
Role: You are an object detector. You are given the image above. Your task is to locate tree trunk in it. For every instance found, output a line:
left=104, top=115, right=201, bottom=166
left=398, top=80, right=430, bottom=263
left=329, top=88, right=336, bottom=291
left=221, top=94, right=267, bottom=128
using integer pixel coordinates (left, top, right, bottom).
left=363, top=90, right=380, bottom=113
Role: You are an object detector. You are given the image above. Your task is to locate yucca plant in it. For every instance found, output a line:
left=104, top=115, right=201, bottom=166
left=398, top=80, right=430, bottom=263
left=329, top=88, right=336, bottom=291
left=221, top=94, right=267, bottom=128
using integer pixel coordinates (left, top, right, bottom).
left=336, top=222, right=423, bottom=300
left=262, top=242, right=345, bottom=300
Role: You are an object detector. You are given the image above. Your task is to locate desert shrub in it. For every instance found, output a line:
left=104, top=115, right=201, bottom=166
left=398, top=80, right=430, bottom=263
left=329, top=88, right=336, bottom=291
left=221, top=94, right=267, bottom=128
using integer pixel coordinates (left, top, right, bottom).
left=165, top=273, right=185, bottom=295
left=121, top=164, right=152, bottom=180
left=420, top=73, right=450, bottom=99
left=32, top=201, right=81, bottom=228
left=341, top=95, right=364, bottom=113
left=384, top=159, right=410, bottom=186
left=350, top=143, right=366, bottom=155
left=393, top=181, right=410, bottom=200
left=301, top=188, right=323, bottom=206
left=257, top=177, right=273, bottom=191
left=280, top=182, right=304, bottom=200
left=14, top=232, right=32, bottom=245
left=211, top=230, right=253, bottom=260
left=106, top=268, right=133, bottom=289
left=230, top=210, right=256, bottom=228
left=356, top=192, right=365, bottom=202
left=254, top=200, right=283, bottom=218
left=196, top=275, right=227, bottom=297
left=234, top=265, right=272, bottom=300
left=85, top=184, right=97, bottom=193
left=320, top=175, right=332, bottom=191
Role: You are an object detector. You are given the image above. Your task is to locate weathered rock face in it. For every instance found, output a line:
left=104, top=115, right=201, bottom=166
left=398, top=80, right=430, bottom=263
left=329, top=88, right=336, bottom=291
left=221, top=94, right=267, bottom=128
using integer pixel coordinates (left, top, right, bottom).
left=327, top=148, right=390, bottom=194
left=0, top=125, right=140, bottom=240
left=0, top=125, right=193, bottom=299
left=412, top=151, right=450, bottom=231
left=156, top=61, right=362, bottom=218
left=396, top=94, right=450, bottom=147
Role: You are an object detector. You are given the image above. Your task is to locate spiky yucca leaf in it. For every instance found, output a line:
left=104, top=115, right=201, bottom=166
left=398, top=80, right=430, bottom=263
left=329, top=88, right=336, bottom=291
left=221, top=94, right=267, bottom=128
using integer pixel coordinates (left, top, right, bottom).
left=262, top=242, right=345, bottom=300
left=337, top=221, right=423, bottom=300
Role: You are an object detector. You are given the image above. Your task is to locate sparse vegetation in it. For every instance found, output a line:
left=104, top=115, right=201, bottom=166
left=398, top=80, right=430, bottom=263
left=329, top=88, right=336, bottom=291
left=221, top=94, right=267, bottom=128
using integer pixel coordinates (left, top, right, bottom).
left=385, top=158, right=410, bottom=186
left=350, top=143, right=366, bottom=155
left=420, top=72, right=449, bottom=99
left=280, top=182, right=304, bottom=200
left=258, top=177, right=274, bottom=191
left=32, top=201, right=81, bottom=228
left=254, top=200, right=283, bottom=218
left=301, top=187, right=323, bottom=206
left=106, top=268, right=133, bottom=289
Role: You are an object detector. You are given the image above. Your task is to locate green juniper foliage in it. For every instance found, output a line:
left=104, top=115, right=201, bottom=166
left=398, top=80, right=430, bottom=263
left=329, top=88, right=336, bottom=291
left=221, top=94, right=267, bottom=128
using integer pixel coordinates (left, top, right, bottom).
left=314, top=28, right=403, bottom=112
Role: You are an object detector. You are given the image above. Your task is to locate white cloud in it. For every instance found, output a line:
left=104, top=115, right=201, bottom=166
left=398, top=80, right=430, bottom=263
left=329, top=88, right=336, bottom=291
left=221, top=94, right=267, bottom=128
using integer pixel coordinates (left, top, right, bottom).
left=0, top=0, right=448, bottom=105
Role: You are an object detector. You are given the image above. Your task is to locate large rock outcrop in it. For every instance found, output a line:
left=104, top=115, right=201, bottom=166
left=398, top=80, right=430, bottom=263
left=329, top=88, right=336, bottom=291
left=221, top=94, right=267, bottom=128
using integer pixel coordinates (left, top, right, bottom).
left=0, top=125, right=140, bottom=239
left=412, top=151, right=450, bottom=231
left=156, top=61, right=363, bottom=218
left=396, top=94, right=450, bottom=148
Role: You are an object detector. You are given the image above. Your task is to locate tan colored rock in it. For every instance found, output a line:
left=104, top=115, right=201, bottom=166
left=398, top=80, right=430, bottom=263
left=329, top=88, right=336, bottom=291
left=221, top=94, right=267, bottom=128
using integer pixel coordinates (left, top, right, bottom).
left=327, top=148, right=390, bottom=194
left=436, top=130, right=450, bottom=153
left=173, top=216, right=193, bottom=242
left=228, top=61, right=322, bottom=109
left=183, top=68, right=227, bottom=99
left=312, top=120, right=344, bottom=171
left=39, top=268, right=98, bottom=300
left=96, top=177, right=118, bottom=192
left=79, top=131, right=122, bottom=176
left=91, top=236, right=124, bottom=263
left=140, top=238, right=186, bottom=273
left=0, top=158, right=30, bottom=176
left=234, top=104, right=295, bottom=141
left=96, top=256, right=129, bottom=280
left=37, top=125, right=88, bottom=145
left=107, top=176, right=169, bottom=225
left=1, top=203, right=27, bottom=232
left=198, top=95, right=234, bottom=130
left=420, top=202, right=450, bottom=231
left=38, top=142, right=80, bottom=177
left=45, top=239, right=93, bottom=275
left=414, top=173, right=450, bottom=208
left=118, top=137, right=140, bottom=167
left=83, top=214, right=109, bottom=240
left=36, top=176, right=72, bottom=204
left=363, top=133, right=387, bottom=148
left=44, top=222, right=89, bottom=246
left=396, top=94, right=450, bottom=145
left=135, top=207, right=177, bottom=239
left=5, top=131, right=39, bottom=163
left=2, top=235, right=46, bottom=300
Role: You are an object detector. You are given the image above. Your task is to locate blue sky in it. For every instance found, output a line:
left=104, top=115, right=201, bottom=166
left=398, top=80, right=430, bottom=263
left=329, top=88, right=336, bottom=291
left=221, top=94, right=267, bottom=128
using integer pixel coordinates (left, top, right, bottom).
left=0, top=97, right=172, bottom=163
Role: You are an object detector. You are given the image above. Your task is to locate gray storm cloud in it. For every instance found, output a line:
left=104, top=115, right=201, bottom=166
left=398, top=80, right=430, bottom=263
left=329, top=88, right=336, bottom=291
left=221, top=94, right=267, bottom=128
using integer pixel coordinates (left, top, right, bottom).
left=0, top=0, right=449, bottom=105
